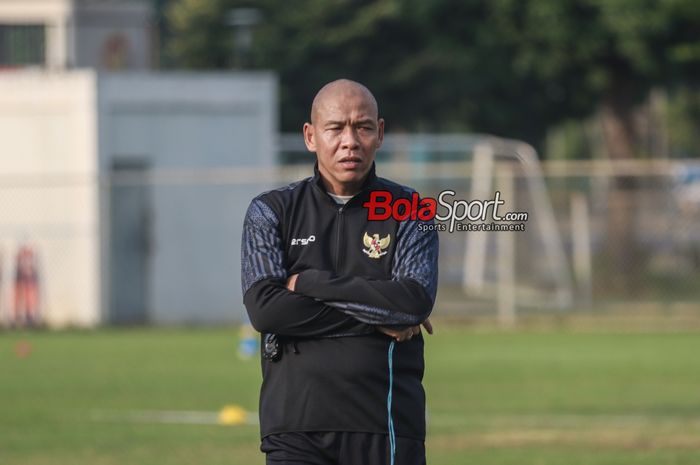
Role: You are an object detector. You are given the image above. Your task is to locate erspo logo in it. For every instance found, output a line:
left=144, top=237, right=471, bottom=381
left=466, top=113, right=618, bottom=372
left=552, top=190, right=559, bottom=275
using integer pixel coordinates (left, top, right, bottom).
left=291, top=235, right=316, bottom=246
left=362, top=190, right=526, bottom=233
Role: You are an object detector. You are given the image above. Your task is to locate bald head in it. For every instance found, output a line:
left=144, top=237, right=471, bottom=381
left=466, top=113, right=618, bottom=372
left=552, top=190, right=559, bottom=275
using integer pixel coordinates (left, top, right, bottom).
left=310, top=79, right=379, bottom=124
left=302, top=79, right=384, bottom=196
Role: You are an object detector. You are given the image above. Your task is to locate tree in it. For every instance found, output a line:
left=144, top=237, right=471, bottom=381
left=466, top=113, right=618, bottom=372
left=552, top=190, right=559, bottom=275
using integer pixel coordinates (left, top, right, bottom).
left=165, top=0, right=231, bottom=69
left=163, top=0, right=700, bottom=143
left=163, top=0, right=700, bottom=292
left=491, top=0, right=700, bottom=290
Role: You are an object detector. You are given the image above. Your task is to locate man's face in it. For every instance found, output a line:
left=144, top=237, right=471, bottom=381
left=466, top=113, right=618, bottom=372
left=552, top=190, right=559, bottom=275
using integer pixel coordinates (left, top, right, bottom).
left=303, top=90, right=384, bottom=196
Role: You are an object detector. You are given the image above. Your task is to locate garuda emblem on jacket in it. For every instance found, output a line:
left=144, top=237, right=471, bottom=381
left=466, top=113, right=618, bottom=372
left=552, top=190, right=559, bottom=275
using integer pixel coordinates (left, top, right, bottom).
left=362, top=232, right=391, bottom=259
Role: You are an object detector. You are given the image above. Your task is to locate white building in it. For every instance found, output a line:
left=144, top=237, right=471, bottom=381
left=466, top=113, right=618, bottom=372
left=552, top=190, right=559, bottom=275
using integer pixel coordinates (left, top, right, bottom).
left=0, top=1, right=277, bottom=327
left=0, top=0, right=153, bottom=71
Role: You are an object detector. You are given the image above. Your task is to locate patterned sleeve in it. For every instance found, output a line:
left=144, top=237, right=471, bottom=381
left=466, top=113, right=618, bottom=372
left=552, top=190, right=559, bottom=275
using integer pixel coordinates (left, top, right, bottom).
left=241, top=198, right=287, bottom=294
left=241, top=197, right=373, bottom=337
left=393, top=217, right=439, bottom=303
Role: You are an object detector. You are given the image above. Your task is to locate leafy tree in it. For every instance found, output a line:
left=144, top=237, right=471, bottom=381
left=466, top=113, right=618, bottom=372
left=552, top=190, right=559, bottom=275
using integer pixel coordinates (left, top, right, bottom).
left=162, top=0, right=700, bottom=292
left=163, top=0, right=700, bottom=155
left=165, top=0, right=231, bottom=69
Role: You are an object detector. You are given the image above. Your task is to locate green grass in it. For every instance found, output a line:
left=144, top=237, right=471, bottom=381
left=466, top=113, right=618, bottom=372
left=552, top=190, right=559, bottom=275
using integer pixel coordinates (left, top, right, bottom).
left=2, top=325, right=700, bottom=464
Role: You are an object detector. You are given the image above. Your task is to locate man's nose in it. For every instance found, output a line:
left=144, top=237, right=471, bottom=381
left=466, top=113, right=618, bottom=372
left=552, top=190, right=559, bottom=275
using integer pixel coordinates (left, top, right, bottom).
left=340, top=126, right=360, bottom=150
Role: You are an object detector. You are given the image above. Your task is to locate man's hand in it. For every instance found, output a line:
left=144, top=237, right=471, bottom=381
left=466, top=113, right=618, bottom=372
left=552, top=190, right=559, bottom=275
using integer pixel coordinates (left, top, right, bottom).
left=286, top=273, right=299, bottom=291
left=288, top=269, right=434, bottom=340
left=377, top=318, right=433, bottom=342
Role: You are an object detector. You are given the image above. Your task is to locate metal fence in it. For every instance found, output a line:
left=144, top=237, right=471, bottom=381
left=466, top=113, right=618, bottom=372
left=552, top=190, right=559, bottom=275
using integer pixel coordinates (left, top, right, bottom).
left=352, top=158, right=700, bottom=320
left=1, top=136, right=699, bottom=327
left=280, top=134, right=700, bottom=321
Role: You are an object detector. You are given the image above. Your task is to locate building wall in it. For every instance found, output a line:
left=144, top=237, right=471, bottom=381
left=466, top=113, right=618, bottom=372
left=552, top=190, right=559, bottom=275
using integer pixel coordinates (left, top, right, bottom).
left=0, top=0, right=153, bottom=70
left=74, top=0, right=152, bottom=70
left=0, top=70, right=277, bottom=327
left=0, top=0, right=72, bottom=70
left=97, top=72, right=277, bottom=325
left=0, top=70, right=100, bottom=327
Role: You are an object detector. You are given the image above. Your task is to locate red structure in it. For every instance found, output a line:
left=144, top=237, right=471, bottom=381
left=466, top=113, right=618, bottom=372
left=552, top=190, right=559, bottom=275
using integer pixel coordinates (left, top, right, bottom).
left=0, top=250, right=3, bottom=323
left=13, top=244, right=40, bottom=326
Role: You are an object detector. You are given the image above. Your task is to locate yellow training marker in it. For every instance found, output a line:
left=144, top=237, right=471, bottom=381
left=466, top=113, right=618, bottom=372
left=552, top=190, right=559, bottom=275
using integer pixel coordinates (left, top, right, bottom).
left=218, top=405, right=247, bottom=425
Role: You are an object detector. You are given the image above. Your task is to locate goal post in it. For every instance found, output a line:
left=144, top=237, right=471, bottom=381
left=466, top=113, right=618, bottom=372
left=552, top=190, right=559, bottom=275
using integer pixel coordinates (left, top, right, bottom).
left=278, top=133, right=575, bottom=320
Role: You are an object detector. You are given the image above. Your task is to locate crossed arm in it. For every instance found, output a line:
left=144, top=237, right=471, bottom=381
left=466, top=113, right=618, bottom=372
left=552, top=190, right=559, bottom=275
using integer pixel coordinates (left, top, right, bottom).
left=241, top=198, right=439, bottom=340
left=285, top=273, right=433, bottom=341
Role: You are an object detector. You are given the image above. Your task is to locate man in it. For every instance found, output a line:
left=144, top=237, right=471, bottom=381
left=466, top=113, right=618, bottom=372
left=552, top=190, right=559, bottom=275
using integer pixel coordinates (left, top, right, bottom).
left=241, top=79, right=439, bottom=465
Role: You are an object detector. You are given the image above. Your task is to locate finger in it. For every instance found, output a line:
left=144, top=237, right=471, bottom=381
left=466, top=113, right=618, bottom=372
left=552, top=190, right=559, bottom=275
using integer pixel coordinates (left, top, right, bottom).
left=422, top=319, right=433, bottom=335
left=286, top=274, right=299, bottom=292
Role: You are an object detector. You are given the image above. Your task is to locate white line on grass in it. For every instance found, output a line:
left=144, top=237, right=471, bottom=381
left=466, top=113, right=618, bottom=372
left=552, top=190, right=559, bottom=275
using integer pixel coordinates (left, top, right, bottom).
left=90, top=407, right=259, bottom=426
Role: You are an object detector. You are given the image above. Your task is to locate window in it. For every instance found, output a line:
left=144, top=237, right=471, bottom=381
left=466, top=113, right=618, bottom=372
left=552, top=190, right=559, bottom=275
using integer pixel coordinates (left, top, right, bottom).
left=0, top=24, right=46, bottom=67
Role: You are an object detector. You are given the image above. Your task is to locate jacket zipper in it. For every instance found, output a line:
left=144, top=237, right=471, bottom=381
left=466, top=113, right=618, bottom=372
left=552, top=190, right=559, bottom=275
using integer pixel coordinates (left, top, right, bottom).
left=334, top=206, right=345, bottom=272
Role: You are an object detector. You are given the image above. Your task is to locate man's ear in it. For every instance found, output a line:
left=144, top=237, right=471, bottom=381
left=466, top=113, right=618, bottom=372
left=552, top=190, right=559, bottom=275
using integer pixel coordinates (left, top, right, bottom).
left=376, top=118, right=385, bottom=149
left=303, top=122, right=316, bottom=152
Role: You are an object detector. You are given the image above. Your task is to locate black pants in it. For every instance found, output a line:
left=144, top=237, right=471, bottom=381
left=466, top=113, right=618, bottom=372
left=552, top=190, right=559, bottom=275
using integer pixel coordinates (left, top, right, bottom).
left=262, top=432, right=426, bottom=465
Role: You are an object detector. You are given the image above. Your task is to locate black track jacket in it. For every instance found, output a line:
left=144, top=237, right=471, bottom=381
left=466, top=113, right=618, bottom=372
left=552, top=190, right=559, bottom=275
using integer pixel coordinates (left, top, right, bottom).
left=241, top=163, right=439, bottom=440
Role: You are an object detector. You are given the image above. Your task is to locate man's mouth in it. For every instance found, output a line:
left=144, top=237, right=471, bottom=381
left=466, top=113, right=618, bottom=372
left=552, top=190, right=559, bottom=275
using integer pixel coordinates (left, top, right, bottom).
left=339, top=157, right=362, bottom=169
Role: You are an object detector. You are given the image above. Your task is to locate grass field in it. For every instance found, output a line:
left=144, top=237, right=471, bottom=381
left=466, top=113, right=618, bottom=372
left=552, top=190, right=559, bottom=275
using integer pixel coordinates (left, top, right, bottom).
left=2, top=323, right=700, bottom=465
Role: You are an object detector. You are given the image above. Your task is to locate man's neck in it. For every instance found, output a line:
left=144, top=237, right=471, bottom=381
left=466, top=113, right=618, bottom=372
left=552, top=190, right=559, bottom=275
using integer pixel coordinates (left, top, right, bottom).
left=327, top=192, right=354, bottom=204
left=319, top=177, right=363, bottom=197
left=314, top=161, right=375, bottom=196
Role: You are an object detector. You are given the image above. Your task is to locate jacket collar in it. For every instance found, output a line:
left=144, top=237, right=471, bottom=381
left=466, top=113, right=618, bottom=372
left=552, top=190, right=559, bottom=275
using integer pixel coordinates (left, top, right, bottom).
left=312, top=161, right=379, bottom=206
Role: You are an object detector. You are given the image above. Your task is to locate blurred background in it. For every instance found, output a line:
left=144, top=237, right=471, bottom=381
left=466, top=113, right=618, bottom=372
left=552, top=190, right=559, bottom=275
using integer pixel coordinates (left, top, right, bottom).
left=1, top=1, right=700, bottom=464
